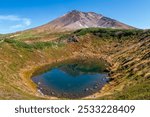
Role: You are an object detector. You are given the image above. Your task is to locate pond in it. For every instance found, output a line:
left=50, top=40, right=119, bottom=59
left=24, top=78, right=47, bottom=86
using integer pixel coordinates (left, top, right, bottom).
left=32, top=59, right=110, bottom=99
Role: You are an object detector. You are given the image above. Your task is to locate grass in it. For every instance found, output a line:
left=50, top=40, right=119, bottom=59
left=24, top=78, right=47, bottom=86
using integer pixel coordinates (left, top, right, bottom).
left=10, top=31, right=43, bottom=41
left=73, top=28, right=143, bottom=39
left=4, top=39, right=65, bottom=50
left=59, top=28, right=144, bottom=44
left=0, top=39, right=71, bottom=99
left=0, top=28, right=149, bottom=99
left=115, top=80, right=150, bottom=100
left=100, top=78, right=150, bottom=100
left=72, top=28, right=150, bottom=100
left=8, top=30, right=72, bottom=42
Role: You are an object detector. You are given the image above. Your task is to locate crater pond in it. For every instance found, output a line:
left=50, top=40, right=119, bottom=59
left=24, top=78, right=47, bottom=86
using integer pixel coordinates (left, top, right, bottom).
left=32, top=59, right=110, bottom=99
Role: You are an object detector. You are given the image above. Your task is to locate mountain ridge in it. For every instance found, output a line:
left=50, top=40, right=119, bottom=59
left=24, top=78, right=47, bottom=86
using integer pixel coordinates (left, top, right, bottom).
left=33, top=10, right=135, bottom=32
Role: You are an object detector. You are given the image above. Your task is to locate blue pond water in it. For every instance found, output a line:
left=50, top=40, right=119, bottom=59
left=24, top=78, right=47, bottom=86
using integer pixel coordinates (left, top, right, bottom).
left=32, top=60, right=109, bottom=98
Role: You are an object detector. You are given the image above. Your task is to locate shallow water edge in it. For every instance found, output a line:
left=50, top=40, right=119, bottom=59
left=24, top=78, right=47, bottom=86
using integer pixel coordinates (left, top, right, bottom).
left=20, top=55, right=114, bottom=99
left=31, top=58, right=111, bottom=99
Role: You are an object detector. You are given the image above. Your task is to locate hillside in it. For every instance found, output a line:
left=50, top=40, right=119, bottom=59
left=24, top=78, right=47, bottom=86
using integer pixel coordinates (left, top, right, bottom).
left=32, top=10, right=134, bottom=32
left=4, top=10, right=135, bottom=43
left=0, top=28, right=149, bottom=99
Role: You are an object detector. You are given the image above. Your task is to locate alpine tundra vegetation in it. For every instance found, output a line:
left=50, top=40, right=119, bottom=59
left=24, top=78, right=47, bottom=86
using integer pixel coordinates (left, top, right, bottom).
left=0, top=10, right=150, bottom=99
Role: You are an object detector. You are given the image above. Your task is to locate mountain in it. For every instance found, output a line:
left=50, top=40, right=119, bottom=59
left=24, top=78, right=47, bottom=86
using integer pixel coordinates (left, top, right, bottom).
left=34, top=10, right=134, bottom=32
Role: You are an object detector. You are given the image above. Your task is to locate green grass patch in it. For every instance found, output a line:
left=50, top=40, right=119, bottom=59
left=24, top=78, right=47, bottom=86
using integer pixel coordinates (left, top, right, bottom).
left=74, top=28, right=143, bottom=39
left=114, top=80, right=150, bottom=100
left=4, top=39, right=64, bottom=50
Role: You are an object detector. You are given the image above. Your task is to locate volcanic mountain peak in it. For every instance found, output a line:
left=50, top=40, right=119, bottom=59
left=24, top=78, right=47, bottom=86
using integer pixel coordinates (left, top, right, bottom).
left=35, top=10, right=134, bottom=32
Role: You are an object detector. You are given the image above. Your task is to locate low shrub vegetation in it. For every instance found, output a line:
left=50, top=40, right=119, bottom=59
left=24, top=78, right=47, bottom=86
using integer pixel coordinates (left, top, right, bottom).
left=4, top=39, right=64, bottom=50
left=73, top=28, right=143, bottom=39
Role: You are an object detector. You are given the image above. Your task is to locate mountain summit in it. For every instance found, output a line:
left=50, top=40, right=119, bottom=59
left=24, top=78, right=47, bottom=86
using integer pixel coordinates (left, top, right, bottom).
left=35, top=10, right=134, bottom=32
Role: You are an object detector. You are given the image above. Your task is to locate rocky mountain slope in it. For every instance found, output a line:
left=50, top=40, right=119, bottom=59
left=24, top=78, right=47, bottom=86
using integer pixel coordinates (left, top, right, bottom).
left=34, top=10, right=134, bottom=32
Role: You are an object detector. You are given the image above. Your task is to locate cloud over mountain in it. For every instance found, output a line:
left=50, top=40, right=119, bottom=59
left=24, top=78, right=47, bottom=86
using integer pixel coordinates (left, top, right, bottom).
left=0, top=15, right=31, bottom=33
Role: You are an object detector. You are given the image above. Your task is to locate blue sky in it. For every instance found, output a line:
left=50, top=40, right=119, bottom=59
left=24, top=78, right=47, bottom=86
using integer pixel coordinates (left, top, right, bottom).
left=0, top=0, right=150, bottom=34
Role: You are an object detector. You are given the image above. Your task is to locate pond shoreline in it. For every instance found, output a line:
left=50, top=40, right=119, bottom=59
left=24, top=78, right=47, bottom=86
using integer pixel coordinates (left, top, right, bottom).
left=20, top=53, right=116, bottom=99
left=32, top=58, right=109, bottom=99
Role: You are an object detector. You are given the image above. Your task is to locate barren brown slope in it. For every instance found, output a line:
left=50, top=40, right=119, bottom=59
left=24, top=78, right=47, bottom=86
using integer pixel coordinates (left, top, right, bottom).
left=32, top=10, right=134, bottom=33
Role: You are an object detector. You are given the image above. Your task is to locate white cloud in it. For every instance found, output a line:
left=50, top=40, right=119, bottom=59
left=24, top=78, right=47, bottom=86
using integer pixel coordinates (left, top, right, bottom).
left=23, top=18, right=31, bottom=26
left=0, top=15, right=20, bottom=21
left=0, top=15, right=31, bottom=29
left=10, top=24, right=24, bottom=29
